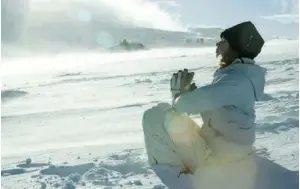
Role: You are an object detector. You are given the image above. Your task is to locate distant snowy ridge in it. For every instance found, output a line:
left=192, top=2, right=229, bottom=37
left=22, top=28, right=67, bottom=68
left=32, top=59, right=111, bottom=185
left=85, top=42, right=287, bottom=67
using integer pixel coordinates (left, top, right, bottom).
left=1, top=89, right=28, bottom=102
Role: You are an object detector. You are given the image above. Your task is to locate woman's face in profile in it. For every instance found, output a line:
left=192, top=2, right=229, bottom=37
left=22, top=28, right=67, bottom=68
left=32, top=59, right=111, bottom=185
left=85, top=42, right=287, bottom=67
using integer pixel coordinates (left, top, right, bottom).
left=216, top=38, right=230, bottom=58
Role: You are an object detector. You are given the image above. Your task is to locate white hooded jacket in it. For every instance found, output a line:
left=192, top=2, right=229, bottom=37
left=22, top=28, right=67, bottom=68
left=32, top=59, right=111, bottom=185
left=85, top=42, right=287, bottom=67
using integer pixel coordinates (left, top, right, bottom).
left=173, top=58, right=267, bottom=146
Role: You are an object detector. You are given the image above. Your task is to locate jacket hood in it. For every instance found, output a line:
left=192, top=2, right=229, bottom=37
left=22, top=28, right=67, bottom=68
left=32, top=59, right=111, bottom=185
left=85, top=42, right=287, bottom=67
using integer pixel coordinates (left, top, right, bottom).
left=216, top=58, right=267, bottom=101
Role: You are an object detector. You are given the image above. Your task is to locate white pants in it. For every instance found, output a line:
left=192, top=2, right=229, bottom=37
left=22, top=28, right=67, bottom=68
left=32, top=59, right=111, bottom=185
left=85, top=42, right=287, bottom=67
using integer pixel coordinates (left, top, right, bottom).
left=142, top=103, right=257, bottom=189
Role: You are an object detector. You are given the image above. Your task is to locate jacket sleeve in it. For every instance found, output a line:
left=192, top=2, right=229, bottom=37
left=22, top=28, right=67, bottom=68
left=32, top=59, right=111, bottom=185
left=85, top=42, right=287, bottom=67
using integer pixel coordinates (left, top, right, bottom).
left=173, top=72, right=252, bottom=114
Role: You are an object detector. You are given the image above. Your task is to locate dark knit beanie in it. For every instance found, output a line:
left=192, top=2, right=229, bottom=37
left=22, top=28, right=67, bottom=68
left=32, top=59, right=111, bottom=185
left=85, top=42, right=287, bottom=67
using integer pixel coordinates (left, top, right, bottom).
left=220, top=21, right=265, bottom=59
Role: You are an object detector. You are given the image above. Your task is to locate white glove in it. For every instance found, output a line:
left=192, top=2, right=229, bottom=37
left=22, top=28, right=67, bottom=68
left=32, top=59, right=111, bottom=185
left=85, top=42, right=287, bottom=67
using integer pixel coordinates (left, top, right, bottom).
left=170, top=69, right=196, bottom=99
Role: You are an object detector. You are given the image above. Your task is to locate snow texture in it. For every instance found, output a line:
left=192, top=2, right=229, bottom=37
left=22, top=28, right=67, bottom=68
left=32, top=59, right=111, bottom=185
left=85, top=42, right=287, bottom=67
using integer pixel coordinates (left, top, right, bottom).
left=1, top=39, right=299, bottom=188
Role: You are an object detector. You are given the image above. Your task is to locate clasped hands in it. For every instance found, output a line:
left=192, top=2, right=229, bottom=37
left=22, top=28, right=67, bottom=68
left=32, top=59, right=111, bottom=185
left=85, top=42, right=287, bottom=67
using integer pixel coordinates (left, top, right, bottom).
left=170, top=68, right=197, bottom=99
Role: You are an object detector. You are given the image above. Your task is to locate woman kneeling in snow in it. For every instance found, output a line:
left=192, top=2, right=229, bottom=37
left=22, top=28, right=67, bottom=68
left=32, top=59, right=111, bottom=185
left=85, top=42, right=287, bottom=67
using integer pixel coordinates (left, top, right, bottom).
left=142, top=21, right=266, bottom=189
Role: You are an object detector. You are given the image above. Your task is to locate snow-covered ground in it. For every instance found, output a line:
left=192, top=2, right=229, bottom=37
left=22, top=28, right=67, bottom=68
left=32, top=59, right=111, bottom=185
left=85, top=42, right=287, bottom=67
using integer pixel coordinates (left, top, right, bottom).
left=1, top=39, right=299, bottom=188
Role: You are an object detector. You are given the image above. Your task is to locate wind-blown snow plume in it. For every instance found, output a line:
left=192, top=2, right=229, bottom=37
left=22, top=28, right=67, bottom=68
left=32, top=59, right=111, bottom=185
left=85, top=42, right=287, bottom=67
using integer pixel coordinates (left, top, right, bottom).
left=2, top=0, right=187, bottom=53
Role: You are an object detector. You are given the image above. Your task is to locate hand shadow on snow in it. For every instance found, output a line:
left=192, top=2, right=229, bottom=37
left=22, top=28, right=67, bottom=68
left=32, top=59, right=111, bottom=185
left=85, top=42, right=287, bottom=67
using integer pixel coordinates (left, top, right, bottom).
left=17, top=163, right=50, bottom=168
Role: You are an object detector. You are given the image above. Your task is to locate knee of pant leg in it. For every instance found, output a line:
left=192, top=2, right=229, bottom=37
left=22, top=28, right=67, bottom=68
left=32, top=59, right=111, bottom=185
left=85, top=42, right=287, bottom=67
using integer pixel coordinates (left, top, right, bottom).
left=142, top=106, right=166, bottom=128
left=142, top=108, right=156, bottom=127
left=156, top=102, right=172, bottom=110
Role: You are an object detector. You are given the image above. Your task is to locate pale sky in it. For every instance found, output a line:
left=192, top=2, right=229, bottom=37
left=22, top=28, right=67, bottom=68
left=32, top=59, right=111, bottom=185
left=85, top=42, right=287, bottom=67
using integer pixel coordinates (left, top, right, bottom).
left=152, top=0, right=299, bottom=37
left=3, top=0, right=299, bottom=41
